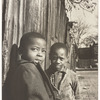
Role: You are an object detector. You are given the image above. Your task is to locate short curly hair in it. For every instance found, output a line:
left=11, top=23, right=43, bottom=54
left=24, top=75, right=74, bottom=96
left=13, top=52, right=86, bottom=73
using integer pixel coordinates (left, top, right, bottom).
left=49, top=42, right=68, bottom=59
left=19, top=32, right=45, bottom=54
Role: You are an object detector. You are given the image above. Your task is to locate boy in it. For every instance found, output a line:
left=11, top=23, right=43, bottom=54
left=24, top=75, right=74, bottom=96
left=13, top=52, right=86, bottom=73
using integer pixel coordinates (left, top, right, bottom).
left=3, top=32, right=55, bottom=100
left=46, top=43, right=80, bottom=100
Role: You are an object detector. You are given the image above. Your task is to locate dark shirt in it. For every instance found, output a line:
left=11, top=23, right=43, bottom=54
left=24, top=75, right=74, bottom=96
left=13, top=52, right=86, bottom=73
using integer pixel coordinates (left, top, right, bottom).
left=3, top=60, right=55, bottom=100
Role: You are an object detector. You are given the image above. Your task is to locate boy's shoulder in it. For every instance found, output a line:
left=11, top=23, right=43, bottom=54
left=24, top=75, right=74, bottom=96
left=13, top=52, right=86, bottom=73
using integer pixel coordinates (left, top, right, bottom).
left=67, top=69, right=77, bottom=78
left=67, top=69, right=76, bottom=74
left=18, top=59, right=35, bottom=66
left=17, top=60, right=39, bottom=73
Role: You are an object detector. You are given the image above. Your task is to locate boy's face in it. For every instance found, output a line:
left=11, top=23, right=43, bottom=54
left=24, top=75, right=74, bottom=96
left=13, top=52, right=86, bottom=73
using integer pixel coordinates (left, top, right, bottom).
left=50, top=48, right=68, bottom=71
left=22, top=38, right=46, bottom=64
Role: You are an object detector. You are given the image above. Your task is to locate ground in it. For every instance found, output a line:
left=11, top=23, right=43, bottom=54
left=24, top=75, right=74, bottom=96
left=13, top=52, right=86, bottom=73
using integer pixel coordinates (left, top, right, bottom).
left=76, top=70, right=98, bottom=100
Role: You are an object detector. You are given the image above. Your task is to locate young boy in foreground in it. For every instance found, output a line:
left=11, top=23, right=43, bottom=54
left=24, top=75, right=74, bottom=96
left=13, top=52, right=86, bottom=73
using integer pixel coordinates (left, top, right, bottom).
left=46, top=43, right=80, bottom=100
left=3, top=32, right=55, bottom=100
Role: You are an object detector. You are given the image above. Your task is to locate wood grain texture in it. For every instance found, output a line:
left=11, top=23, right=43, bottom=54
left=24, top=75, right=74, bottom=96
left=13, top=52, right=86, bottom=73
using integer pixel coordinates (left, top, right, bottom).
left=2, top=0, right=68, bottom=83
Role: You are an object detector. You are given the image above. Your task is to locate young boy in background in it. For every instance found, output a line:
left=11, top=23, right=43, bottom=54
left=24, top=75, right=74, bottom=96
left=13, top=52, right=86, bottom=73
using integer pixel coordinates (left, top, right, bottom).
left=46, top=43, right=80, bottom=100
left=3, top=32, right=55, bottom=100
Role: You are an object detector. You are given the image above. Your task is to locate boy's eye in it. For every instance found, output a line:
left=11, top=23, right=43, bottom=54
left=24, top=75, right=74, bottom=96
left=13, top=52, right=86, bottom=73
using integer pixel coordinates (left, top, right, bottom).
left=31, top=48, right=39, bottom=51
left=60, top=58, right=64, bottom=61
left=42, top=49, right=46, bottom=53
left=52, top=56, right=57, bottom=60
left=52, top=56, right=64, bottom=61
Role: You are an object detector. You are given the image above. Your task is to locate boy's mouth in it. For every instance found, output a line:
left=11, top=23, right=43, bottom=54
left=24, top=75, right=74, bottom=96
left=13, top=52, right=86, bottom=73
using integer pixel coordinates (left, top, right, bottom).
left=34, top=59, right=42, bottom=64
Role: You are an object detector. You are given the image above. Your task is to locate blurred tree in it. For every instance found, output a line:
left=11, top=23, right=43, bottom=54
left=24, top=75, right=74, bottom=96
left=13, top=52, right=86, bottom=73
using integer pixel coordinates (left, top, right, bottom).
left=69, top=19, right=98, bottom=48
left=80, top=35, right=98, bottom=47
left=69, top=19, right=91, bottom=48
left=65, top=0, right=97, bottom=13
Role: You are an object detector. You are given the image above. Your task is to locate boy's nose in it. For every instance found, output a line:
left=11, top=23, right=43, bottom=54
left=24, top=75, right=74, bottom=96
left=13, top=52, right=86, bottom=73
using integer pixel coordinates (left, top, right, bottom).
left=56, top=58, right=60, bottom=63
left=37, top=50, right=43, bottom=56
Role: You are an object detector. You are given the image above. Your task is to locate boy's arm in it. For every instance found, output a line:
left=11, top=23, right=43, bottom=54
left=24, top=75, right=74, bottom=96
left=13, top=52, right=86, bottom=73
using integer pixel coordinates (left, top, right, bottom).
left=71, top=74, right=80, bottom=100
left=13, top=64, right=51, bottom=100
left=22, top=65, right=52, bottom=100
left=22, top=67, right=43, bottom=100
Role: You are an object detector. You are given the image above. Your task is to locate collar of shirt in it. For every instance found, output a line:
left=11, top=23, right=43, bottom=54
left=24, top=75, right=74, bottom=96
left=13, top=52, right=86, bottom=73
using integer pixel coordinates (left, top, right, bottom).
left=58, top=66, right=68, bottom=74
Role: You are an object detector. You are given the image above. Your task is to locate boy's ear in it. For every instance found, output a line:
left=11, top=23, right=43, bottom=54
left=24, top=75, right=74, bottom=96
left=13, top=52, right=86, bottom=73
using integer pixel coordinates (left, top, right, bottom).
left=18, top=46, right=22, bottom=54
left=66, top=56, right=69, bottom=63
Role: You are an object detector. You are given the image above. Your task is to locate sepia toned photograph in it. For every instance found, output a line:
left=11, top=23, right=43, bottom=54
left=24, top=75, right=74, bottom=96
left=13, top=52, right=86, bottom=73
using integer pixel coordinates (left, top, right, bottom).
left=2, top=0, right=98, bottom=100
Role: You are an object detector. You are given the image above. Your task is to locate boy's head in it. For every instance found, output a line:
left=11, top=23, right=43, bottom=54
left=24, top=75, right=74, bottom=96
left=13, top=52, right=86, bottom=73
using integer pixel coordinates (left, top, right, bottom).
left=49, top=43, right=68, bottom=71
left=19, top=32, right=46, bottom=64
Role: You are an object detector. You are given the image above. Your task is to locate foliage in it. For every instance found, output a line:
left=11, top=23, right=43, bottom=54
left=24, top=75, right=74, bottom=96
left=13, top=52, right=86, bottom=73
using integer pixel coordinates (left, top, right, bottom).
left=80, top=35, right=98, bottom=46
left=69, top=20, right=90, bottom=47
left=65, top=0, right=97, bottom=13
left=69, top=19, right=98, bottom=47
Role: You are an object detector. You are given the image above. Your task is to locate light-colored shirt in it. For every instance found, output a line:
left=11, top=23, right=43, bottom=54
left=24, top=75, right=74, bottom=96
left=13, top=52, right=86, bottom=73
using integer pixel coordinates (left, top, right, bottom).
left=46, top=66, right=80, bottom=100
